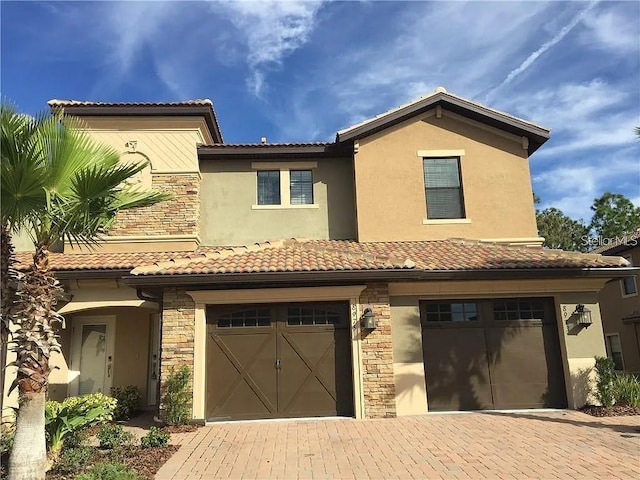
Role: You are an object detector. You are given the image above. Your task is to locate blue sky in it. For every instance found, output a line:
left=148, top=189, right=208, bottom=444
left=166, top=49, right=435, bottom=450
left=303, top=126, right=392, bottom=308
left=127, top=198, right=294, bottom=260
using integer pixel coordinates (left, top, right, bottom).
left=2, top=0, right=639, bottom=222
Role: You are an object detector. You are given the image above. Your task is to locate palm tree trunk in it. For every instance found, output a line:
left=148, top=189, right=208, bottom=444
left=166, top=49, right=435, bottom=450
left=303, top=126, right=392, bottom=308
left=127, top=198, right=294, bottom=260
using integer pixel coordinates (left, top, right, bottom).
left=8, top=392, right=46, bottom=480
left=8, top=244, right=62, bottom=480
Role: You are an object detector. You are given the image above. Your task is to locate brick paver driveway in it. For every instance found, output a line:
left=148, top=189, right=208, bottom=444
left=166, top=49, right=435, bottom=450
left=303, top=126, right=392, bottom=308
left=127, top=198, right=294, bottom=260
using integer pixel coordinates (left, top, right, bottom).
left=156, top=411, right=640, bottom=480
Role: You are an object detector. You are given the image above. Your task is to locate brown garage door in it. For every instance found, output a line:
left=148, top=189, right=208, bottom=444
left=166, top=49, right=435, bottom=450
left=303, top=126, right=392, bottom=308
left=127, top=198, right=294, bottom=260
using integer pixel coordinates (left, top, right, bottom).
left=421, top=298, right=567, bottom=411
left=206, top=302, right=353, bottom=421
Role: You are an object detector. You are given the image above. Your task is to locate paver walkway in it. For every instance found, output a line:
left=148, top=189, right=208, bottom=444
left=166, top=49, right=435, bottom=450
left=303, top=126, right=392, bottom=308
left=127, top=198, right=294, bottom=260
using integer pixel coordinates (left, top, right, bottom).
left=156, top=411, right=640, bottom=480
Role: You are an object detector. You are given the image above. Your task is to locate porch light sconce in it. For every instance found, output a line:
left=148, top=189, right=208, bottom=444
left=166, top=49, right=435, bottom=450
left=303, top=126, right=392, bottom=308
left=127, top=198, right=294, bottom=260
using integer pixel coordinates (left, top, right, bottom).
left=361, top=308, right=377, bottom=330
left=574, top=304, right=592, bottom=328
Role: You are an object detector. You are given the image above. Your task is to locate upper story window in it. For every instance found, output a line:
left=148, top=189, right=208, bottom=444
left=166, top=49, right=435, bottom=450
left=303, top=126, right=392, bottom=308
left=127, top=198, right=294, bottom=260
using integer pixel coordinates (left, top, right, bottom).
left=257, top=170, right=281, bottom=205
left=423, top=157, right=465, bottom=219
left=290, top=170, right=313, bottom=205
left=621, top=255, right=637, bottom=297
left=252, top=162, right=318, bottom=210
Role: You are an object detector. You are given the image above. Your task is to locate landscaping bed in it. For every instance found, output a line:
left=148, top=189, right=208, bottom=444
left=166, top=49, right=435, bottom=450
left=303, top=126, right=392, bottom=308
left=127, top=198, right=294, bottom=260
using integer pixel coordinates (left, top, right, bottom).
left=579, top=404, right=640, bottom=417
left=46, top=445, right=179, bottom=480
left=162, top=423, right=199, bottom=433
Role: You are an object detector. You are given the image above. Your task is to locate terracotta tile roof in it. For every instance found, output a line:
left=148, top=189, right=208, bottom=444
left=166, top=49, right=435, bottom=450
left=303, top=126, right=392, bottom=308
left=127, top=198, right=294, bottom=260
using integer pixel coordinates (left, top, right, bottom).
left=47, top=99, right=214, bottom=107
left=15, top=239, right=627, bottom=276
left=337, top=87, right=548, bottom=136
left=591, top=229, right=640, bottom=254
left=47, top=98, right=223, bottom=144
left=14, top=248, right=220, bottom=272
left=129, top=239, right=627, bottom=276
left=198, top=142, right=334, bottom=148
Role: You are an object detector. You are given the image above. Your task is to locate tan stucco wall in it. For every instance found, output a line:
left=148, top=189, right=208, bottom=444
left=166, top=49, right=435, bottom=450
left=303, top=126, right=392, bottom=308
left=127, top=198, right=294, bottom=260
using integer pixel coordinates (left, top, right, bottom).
left=199, top=158, right=357, bottom=245
left=598, top=247, right=640, bottom=374
left=354, top=110, right=538, bottom=242
left=553, top=292, right=607, bottom=408
left=388, top=279, right=610, bottom=415
left=390, top=296, right=428, bottom=416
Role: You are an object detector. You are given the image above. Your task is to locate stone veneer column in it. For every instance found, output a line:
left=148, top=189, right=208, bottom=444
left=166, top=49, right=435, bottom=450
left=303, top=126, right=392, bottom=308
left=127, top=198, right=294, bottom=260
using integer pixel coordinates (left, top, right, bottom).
left=359, top=283, right=397, bottom=418
left=160, top=287, right=196, bottom=416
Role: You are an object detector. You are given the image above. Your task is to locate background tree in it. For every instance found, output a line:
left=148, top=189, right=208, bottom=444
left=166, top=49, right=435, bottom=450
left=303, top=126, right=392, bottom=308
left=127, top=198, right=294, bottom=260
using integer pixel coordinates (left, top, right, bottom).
left=589, top=192, right=640, bottom=240
left=536, top=207, right=590, bottom=252
left=1, top=105, right=171, bottom=480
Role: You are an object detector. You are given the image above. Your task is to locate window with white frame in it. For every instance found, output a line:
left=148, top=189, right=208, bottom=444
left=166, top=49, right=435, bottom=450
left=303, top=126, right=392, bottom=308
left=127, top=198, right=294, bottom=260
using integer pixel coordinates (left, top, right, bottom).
left=605, top=334, right=624, bottom=371
left=257, top=170, right=281, bottom=205
left=290, top=170, right=313, bottom=205
left=252, top=162, right=318, bottom=209
left=423, top=157, right=465, bottom=219
left=621, top=255, right=637, bottom=296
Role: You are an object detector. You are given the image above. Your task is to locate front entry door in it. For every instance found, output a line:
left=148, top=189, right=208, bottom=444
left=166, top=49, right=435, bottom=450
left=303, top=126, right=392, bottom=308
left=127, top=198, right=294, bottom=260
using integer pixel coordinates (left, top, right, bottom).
left=206, top=302, right=353, bottom=421
left=69, top=316, right=116, bottom=396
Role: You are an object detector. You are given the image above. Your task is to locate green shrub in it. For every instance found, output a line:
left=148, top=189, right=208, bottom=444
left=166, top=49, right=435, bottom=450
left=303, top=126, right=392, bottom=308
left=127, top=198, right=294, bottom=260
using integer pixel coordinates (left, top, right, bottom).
left=46, top=392, right=117, bottom=458
left=0, top=422, right=14, bottom=479
left=162, top=366, right=191, bottom=425
left=53, top=446, right=93, bottom=474
left=111, top=385, right=140, bottom=421
left=594, top=356, right=616, bottom=408
left=75, top=461, right=142, bottom=480
left=140, top=426, right=170, bottom=448
left=64, top=427, right=89, bottom=449
left=0, top=422, right=14, bottom=455
left=613, top=373, right=640, bottom=408
left=97, top=424, right=134, bottom=450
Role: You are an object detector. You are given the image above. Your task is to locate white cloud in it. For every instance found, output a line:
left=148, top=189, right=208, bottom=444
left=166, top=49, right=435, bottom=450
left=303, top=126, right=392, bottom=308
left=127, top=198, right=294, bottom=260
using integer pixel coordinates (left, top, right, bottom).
left=500, top=79, right=637, bottom=157
left=215, top=1, right=325, bottom=97
left=581, top=8, right=640, bottom=54
left=533, top=151, right=639, bottom=220
left=484, top=1, right=599, bottom=103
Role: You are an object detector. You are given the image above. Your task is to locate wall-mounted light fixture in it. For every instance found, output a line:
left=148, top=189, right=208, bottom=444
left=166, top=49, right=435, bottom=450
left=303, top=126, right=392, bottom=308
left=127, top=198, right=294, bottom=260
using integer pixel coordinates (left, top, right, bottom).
left=361, top=307, right=377, bottom=330
left=573, top=304, right=592, bottom=328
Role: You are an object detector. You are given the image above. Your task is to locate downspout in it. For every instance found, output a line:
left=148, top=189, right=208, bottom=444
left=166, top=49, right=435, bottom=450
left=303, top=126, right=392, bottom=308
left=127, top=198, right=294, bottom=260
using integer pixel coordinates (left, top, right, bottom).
left=137, top=288, right=163, bottom=420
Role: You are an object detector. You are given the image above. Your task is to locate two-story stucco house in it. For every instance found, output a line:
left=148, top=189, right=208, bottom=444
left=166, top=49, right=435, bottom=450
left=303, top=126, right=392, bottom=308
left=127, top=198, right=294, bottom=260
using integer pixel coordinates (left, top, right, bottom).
left=595, top=231, right=640, bottom=375
left=3, top=88, right=635, bottom=421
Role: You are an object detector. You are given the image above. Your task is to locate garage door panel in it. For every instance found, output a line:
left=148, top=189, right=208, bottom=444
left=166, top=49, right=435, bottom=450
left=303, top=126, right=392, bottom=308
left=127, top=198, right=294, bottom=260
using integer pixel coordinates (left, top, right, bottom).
left=421, top=298, right=567, bottom=412
left=278, top=331, right=338, bottom=416
left=422, top=327, right=493, bottom=411
left=206, top=302, right=353, bottom=421
left=487, top=324, right=566, bottom=409
left=206, top=332, right=277, bottom=420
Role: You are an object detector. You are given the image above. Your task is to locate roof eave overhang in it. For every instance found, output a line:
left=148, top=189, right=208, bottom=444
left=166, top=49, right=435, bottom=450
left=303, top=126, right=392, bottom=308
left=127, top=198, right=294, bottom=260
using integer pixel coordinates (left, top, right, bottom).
left=592, top=243, right=637, bottom=256
left=121, top=267, right=635, bottom=288
left=51, top=269, right=133, bottom=280
left=52, top=104, right=223, bottom=144
left=197, top=144, right=352, bottom=160
left=336, top=94, right=550, bottom=155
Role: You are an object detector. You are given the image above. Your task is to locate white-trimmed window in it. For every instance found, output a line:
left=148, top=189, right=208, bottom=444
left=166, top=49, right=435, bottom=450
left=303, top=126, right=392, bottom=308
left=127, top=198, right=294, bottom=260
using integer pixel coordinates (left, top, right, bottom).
left=252, top=162, right=319, bottom=209
left=290, top=170, right=313, bottom=205
left=423, top=157, right=465, bottom=219
left=605, top=333, right=625, bottom=371
left=257, top=170, right=281, bottom=205
left=621, top=255, right=637, bottom=297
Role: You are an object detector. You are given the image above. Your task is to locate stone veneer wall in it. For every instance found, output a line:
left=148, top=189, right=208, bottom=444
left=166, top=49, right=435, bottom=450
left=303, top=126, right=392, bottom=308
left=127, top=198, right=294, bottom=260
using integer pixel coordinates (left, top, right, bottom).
left=359, top=283, right=397, bottom=418
left=160, top=288, right=196, bottom=416
left=109, top=173, right=200, bottom=237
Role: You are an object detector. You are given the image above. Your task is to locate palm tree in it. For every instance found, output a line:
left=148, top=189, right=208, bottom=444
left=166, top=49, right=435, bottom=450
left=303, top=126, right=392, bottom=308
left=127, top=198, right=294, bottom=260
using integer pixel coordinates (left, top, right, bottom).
left=1, top=103, right=171, bottom=480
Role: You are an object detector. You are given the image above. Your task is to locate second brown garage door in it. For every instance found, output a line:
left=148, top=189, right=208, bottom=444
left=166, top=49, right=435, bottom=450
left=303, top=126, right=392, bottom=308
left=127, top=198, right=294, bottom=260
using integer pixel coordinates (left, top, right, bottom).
left=206, top=302, right=353, bottom=421
left=421, top=298, right=567, bottom=411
